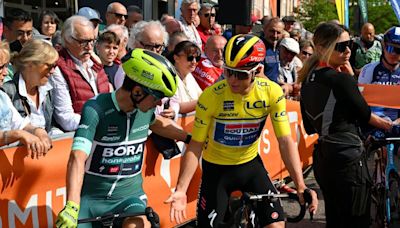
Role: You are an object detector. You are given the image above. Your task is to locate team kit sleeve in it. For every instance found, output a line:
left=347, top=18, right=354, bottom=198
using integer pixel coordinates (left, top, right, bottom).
left=269, top=83, right=292, bottom=138
left=191, top=89, right=215, bottom=143
left=71, top=101, right=100, bottom=155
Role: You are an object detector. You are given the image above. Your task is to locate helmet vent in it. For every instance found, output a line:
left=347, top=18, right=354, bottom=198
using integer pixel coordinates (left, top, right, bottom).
left=162, top=74, right=172, bottom=91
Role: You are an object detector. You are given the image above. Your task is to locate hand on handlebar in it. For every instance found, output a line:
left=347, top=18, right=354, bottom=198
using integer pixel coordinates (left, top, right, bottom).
left=56, top=201, right=80, bottom=228
left=164, top=190, right=187, bottom=224
left=298, top=188, right=318, bottom=218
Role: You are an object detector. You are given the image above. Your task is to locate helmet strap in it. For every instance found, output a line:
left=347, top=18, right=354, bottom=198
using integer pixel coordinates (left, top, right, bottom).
left=382, top=53, right=399, bottom=69
left=130, top=87, right=149, bottom=107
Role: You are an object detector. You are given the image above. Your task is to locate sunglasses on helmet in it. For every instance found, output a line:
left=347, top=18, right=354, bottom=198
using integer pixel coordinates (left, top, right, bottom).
left=223, top=65, right=259, bottom=80
left=334, top=40, right=353, bottom=53
left=385, top=44, right=400, bottom=55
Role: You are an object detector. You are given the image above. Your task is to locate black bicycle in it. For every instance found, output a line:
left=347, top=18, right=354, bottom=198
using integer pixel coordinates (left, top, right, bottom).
left=366, top=127, right=400, bottom=227
left=218, top=188, right=313, bottom=228
left=78, top=207, right=160, bottom=228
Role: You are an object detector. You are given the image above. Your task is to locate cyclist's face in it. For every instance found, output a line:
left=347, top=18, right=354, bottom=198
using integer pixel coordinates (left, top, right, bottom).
left=383, top=43, right=400, bottom=65
left=136, top=93, right=162, bottom=112
left=225, top=65, right=259, bottom=95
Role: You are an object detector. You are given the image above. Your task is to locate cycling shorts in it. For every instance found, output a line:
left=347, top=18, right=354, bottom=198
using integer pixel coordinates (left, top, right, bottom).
left=196, top=155, right=284, bottom=227
left=78, top=193, right=147, bottom=228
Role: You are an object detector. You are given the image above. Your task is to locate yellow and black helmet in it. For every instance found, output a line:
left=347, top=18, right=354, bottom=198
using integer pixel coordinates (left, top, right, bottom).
left=224, top=34, right=266, bottom=68
left=122, top=48, right=178, bottom=97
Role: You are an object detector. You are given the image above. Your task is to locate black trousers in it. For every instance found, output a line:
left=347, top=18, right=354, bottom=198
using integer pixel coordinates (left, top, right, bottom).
left=313, top=138, right=372, bottom=228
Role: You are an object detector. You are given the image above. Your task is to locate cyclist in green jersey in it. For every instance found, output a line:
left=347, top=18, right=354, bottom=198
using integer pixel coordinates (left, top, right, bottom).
left=56, top=49, right=192, bottom=228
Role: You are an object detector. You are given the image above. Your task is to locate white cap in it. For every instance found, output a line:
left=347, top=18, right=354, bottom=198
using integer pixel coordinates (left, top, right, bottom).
left=280, top=38, right=300, bottom=54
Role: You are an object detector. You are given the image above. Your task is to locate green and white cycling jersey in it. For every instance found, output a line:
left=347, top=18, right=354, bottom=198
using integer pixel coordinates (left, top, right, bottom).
left=72, top=91, right=155, bottom=198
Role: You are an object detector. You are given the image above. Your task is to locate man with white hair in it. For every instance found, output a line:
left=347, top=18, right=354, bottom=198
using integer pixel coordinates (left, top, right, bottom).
left=50, top=16, right=111, bottom=131
left=179, top=0, right=202, bottom=48
left=278, top=37, right=300, bottom=97
left=105, top=2, right=128, bottom=26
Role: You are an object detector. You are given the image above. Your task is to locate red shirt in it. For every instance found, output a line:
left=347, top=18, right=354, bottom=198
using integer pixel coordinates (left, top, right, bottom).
left=197, top=25, right=219, bottom=51
left=192, top=56, right=223, bottom=90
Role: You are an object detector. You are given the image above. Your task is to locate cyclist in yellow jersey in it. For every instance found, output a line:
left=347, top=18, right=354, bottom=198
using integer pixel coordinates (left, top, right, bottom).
left=166, top=34, right=318, bottom=228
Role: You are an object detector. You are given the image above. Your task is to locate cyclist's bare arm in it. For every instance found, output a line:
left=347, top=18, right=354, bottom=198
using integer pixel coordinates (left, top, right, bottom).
left=277, top=135, right=318, bottom=214
left=150, top=115, right=189, bottom=142
left=369, top=113, right=393, bottom=131
left=165, top=140, right=203, bottom=224
left=66, top=150, right=87, bottom=204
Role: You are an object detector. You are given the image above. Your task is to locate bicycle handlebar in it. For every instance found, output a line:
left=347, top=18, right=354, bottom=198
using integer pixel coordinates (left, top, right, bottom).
left=78, top=207, right=160, bottom=228
left=242, top=188, right=312, bottom=223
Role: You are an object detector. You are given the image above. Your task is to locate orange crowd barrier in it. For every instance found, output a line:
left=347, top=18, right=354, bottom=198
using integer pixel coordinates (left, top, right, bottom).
left=359, top=84, right=400, bottom=109
left=0, top=100, right=317, bottom=228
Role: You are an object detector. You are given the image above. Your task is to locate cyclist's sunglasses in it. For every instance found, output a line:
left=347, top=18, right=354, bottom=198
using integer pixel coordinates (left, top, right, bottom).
left=334, top=40, right=353, bottom=53
left=385, top=44, right=400, bottom=55
left=224, top=65, right=259, bottom=80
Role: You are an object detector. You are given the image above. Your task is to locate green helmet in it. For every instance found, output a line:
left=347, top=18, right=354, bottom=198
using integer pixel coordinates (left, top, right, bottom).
left=122, top=48, right=178, bottom=98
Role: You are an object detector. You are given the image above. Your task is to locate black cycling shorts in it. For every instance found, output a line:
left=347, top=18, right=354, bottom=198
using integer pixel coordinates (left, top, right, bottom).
left=196, top=155, right=284, bottom=228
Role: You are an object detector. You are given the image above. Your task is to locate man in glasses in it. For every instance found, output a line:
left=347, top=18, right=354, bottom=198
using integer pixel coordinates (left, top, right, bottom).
left=179, top=0, right=202, bottom=49
left=50, top=16, right=111, bottom=132
left=106, top=2, right=128, bottom=26
left=114, top=20, right=168, bottom=89
left=350, top=23, right=382, bottom=77
left=359, top=26, right=400, bottom=124
left=166, top=34, right=318, bottom=228
left=196, top=3, right=219, bottom=50
left=3, top=8, right=33, bottom=51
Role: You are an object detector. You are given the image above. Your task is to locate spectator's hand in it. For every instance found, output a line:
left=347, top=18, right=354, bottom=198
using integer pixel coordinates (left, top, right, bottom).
left=161, top=108, right=176, bottom=119
left=393, top=118, right=400, bottom=126
left=56, top=201, right=80, bottom=228
left=18, top=130, right=46, bottom=159
left=164, top=190, right=187, bottom=224
left=33, top=128, right=52, bottom=155
left=290, top=83, right=301, bottom=98
left=338, top=61, right=355, bottom=76
left=281, top=83, right=293, bottom=96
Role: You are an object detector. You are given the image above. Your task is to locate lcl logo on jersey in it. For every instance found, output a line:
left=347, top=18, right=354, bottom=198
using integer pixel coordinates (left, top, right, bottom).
left=246, top=100, right=268, bottom=109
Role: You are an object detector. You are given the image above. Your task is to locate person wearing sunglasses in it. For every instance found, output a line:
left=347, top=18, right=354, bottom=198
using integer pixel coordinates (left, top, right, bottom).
left=277, top=37, right=301, bottom=98
left=56, top=49, right=191, bottom=228
left=2, top=39, right=59, bottom=136
left=299, top=22, right=392, bottom=228
left=105, top=2, right=128, bottom=26
left=172, top=40, right=202, bottom=114
left=350, top=23, right=382, bottom=77
left=358, top=26, right=400, bottom=127
left=166, top=34, right=318, bottom=228
left=295, top=39, right=314, bottom=70
left=197, top=3, right=219, bottom=50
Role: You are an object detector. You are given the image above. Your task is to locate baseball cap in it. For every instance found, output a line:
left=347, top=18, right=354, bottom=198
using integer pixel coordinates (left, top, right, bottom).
left=282, top=16, right=296, bottom=23
left=77, top=7, right=103, bottom=23
left=280, top=38, right=300, bottom=54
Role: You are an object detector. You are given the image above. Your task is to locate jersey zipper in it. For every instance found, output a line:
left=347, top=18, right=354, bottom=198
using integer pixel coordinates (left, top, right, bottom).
left=107, top=112, right=132, bottom=198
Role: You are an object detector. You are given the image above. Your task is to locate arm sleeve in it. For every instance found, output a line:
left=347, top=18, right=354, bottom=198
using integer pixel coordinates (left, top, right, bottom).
left=300, top=99, right=316, bottom=135
left=71, top=101, right=100, bottom=155
left=113, top=65, right=125, bottom=90
left=358, top=63, right=375, bottom=84
left=335, top=73, right=371, bottom=124
left=50, top=67, right=81, bottom=131
left=191, top=89, right=215, bottom=142
left=269, top=83, right=291, bottom=137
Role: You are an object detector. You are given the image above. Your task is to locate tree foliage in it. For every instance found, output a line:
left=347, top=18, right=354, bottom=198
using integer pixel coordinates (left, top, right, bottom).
left=295, top=0, right=398, bottom=34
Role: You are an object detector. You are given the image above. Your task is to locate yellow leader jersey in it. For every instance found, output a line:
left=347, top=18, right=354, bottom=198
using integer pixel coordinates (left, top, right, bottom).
left=192, top=77, right=291, bottom=165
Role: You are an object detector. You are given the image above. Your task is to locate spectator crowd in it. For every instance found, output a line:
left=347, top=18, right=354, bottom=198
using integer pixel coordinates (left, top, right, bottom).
left=0, top=0, right=395, bottom=161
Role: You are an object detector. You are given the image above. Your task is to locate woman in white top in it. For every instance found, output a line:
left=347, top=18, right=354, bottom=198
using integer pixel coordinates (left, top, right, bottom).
left=2, top=39, right=59, bottom=134
left=172, top=40, right=202, bottom=114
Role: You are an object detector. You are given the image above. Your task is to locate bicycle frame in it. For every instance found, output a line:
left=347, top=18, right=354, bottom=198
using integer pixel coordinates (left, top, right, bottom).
left=384, top=139, right=400, bottom=224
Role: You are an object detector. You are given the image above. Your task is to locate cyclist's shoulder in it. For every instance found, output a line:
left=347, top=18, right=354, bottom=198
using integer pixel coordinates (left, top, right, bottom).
left=359, top=62, right=380, bottom=83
